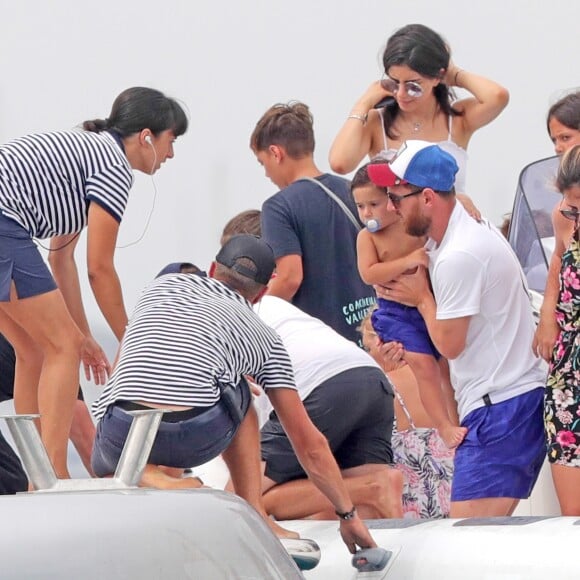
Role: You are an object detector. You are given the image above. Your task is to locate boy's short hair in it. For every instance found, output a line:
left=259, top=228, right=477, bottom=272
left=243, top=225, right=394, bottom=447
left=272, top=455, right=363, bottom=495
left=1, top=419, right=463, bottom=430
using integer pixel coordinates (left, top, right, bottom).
left=156, top=262, right=206, bottom=278
left=250, top=101, right=315, bottom=158
left=221, top=209, right=262, bottom=245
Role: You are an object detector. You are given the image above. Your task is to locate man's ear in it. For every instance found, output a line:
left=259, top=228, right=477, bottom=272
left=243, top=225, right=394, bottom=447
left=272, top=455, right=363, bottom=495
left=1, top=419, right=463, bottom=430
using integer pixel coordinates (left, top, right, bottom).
left=208, top=262, right=216, bottom=278
left=423, top=188, right=436, bottom=206
left=268, top=144, right=284, bottom=163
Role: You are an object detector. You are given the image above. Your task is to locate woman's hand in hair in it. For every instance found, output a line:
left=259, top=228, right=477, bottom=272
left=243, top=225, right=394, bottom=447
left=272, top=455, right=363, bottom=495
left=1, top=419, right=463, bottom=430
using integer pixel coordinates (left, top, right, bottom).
left=356, top=80, right=393, bottom=111
left=443, top=60, right=462, bottom=87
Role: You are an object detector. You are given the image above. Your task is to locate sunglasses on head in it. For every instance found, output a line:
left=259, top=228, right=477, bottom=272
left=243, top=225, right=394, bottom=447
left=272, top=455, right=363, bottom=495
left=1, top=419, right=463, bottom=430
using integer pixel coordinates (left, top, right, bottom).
left=380, top=75, right=424, bottom=99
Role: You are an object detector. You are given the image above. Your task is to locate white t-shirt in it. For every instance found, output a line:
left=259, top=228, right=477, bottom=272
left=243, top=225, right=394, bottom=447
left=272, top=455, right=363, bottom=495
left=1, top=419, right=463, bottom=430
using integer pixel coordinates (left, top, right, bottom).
left=428, top=203, right=547, bottom=421
left=252, top=295, right=380, bottom=425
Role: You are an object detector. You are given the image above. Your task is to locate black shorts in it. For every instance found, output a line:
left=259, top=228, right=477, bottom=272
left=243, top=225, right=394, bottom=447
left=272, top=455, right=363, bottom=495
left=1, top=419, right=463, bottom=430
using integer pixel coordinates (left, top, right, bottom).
left=261, top=366, right=395, bottom=483
left=0, top=333, right=84, bottom=402
left=0, top=430, right=28, bottom=494
left=0, top=334, right=16, bottom=403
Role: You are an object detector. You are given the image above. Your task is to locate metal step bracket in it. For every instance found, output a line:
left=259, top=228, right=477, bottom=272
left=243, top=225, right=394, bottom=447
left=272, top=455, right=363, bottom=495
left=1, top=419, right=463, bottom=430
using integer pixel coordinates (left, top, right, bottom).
left=0, top=409, right=164, bottom=492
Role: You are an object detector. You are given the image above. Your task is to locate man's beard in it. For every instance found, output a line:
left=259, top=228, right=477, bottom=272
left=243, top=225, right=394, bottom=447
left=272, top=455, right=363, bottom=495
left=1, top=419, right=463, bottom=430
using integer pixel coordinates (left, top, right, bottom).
left=405, top=209, right=431, bottom=237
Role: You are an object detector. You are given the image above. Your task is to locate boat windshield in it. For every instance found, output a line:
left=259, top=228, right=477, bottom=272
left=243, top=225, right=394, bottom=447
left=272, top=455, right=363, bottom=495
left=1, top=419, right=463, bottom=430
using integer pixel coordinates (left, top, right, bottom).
left=508, top=156, right=560, bottom=293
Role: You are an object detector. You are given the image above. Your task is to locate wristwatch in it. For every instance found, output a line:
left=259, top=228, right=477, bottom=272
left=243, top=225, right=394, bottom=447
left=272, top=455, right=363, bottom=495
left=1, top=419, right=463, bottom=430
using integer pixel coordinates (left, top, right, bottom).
left=335, top=506, right=357, bottom=520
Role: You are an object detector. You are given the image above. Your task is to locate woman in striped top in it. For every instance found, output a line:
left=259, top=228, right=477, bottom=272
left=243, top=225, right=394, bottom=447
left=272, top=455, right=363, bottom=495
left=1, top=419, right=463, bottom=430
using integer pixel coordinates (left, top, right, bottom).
left=0, top=86, right=188, bottom=477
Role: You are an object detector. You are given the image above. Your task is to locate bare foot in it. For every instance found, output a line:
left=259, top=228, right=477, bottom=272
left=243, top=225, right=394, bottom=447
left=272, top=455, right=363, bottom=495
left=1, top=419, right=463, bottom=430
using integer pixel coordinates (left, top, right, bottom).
left=267, top=517, right=300, bottom=539
left=439, top=424, right=468, bottom=449
left=140, top=464, right=206, bottom=490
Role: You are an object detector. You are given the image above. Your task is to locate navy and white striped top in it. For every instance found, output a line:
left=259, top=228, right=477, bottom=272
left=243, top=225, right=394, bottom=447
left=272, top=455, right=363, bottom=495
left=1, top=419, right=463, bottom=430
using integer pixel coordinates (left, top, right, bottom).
left=0, top=130, right=134, bottom=238
left=92, top=274, right=297, bottom=420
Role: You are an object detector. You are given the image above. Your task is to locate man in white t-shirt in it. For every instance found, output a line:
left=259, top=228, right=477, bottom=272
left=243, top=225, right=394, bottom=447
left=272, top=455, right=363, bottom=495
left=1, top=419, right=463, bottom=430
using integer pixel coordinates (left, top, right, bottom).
left=252, top=295, right=402, bottom=520
left=368, top=140, right=547, bottom=518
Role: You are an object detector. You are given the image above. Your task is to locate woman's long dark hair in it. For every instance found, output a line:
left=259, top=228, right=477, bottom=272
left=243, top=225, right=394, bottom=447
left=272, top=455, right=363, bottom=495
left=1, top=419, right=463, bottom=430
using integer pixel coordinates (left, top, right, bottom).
left=547, top=91, right=580, bottom=134
left=83, top=87, right=188, bottom=137
left=381, top=24, right=462, bottom=140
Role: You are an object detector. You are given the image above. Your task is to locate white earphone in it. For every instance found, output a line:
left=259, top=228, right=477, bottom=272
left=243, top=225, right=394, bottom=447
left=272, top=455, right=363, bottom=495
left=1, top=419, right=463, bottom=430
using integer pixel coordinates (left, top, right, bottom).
left=118, top=133, right=158, bottom=248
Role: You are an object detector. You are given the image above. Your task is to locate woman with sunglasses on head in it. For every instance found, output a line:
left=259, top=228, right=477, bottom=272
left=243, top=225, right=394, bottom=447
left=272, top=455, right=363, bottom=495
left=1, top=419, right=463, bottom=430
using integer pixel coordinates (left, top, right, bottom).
left=0, top=87, right=188, bottom=478
left=329, top=23, right=508, bottom=200
left=542, top=145, right=580, bottom=515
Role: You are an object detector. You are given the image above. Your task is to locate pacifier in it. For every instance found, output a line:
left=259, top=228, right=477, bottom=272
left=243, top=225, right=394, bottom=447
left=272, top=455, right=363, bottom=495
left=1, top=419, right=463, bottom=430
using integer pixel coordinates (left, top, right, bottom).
left=365, top=219, right=381, bottom=233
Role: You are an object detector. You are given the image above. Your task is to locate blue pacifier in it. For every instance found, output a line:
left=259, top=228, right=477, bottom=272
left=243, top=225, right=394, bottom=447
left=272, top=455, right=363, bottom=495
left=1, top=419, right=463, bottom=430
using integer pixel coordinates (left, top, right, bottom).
left=365, top=219, right=381, bottom=233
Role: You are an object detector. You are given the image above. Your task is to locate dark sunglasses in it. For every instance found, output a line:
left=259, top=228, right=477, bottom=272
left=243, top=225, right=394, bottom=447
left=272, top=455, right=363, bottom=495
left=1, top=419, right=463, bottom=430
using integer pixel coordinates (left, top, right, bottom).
left=386, top=188, right=424, bottom=206
left=559, top=199, right=580, bottom=222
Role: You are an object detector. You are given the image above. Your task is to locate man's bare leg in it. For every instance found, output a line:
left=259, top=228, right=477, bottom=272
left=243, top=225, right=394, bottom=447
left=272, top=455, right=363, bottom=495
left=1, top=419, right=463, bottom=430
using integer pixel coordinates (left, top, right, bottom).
left=221, top=405, right=298, bottom=538
left=262, top=464, right=403, bottom=520
left=450, top=497, right=519, bottom=518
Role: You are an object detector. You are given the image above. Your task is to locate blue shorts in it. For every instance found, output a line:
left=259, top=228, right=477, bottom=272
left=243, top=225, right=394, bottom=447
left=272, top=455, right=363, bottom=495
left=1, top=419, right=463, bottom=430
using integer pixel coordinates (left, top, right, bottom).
left=0, top=212, right=57, bottom=301
left=91, top=378, right=252, bottom=477
left=372, top=298, right=439, bottom=358
left=451, top=387, right=545, bottom=501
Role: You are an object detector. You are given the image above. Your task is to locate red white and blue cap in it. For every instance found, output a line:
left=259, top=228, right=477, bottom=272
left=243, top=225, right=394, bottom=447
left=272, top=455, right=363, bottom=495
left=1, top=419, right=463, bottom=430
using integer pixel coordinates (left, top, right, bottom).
left=368, top=140, right=458, bottom=191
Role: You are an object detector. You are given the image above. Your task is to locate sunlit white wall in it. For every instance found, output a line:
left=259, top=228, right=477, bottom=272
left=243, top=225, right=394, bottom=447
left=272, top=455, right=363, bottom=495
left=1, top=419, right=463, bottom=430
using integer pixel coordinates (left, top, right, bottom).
left=1, top=1, right=576, bottom=508
left=1, top=0, right=578, bottom=350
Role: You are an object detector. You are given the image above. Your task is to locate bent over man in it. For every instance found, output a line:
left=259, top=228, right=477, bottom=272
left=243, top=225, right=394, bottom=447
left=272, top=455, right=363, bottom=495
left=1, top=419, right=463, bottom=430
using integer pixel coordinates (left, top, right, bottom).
left=91, top=234, right=375, bottom=553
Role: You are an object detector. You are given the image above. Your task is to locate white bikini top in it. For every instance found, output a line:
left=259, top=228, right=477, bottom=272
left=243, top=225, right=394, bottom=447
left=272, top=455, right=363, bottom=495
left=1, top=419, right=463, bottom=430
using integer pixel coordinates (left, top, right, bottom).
left=376, top=109, right=468, bottom=194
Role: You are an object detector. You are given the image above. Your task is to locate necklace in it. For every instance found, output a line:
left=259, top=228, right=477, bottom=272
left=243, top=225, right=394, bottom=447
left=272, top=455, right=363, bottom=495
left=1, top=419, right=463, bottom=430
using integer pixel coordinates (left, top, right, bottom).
left=412, top=121, right=422, bottom=133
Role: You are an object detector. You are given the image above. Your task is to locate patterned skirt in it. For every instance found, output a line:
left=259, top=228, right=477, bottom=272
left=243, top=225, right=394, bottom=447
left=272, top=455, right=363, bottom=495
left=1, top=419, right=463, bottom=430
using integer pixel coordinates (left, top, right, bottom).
left=393, top=427, right=455, bottom=519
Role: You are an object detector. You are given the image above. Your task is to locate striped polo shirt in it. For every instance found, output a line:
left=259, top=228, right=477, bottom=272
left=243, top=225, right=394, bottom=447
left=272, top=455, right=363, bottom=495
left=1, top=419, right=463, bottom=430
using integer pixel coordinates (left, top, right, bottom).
left=0, top=130, right=134, bottom=238
left=92, top=274, right=297, bottom=421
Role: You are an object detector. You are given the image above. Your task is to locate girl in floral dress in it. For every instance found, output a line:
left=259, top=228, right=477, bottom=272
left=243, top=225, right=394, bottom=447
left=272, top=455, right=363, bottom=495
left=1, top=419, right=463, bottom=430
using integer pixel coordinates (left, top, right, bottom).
left=545, top=145, right=580, bottom=515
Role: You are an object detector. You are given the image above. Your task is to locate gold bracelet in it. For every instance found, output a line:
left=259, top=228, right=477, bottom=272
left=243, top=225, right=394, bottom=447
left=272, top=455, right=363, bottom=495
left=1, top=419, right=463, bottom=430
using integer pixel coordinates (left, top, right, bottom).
left=347, top=112, right=368, bottom=125
left=453, top=69, right=464, bottom=87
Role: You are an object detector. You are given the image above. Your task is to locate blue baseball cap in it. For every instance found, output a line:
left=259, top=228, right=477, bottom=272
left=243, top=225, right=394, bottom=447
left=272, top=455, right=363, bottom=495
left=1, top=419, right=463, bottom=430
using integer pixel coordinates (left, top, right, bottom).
left=368, top=140, right=458, bottom=191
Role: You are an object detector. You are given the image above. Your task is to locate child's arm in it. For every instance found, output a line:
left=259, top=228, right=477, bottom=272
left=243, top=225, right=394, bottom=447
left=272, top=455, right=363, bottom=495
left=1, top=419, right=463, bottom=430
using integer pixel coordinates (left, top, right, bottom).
left=457, top=193, right=481, bottom=222
left=357, top=231, right=428, bottom=285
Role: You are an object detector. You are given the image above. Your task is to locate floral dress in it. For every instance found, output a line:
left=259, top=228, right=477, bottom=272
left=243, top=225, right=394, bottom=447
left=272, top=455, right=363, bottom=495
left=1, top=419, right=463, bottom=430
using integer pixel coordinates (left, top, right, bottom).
left=545, top=228, right=580, bottom=466
left=391, top=387, right=455, bottom=518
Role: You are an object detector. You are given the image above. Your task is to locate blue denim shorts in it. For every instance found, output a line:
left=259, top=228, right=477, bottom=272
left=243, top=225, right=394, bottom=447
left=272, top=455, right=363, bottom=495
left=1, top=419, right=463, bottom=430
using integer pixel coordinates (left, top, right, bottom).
left=0, top=212, right=57, bottom=301
left=91, top=378, right=251, bottom=477
left=451, top=387, right=545, bottom=501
